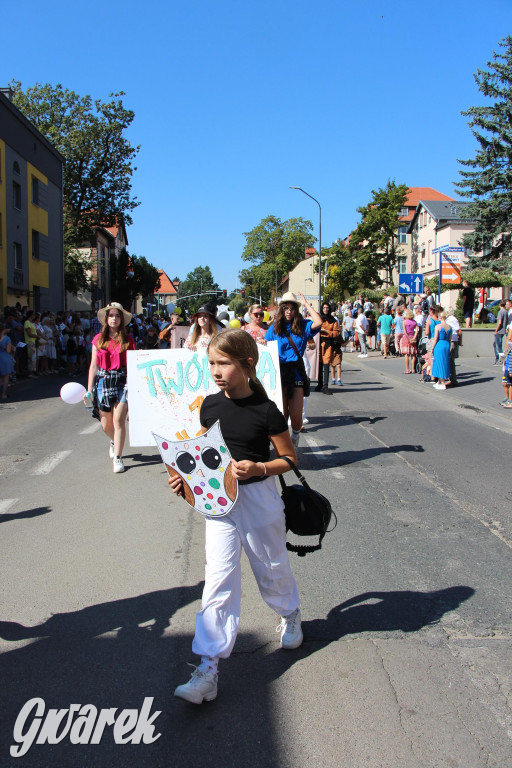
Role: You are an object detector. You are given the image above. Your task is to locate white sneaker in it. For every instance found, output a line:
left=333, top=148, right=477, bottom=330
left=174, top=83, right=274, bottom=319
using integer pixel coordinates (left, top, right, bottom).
left=174, top=666, right=218, bottom=704
left=302, top=417, right=309, bottom=424
left=109, top=440, right=115, bottom=459
left=357, top=353, right=364, bottom=357
left=113, top=457, right=125, bottom=473
left=291, top=431, right=300, bottom=449
left=361, top=354, right=368, bottom=358
left=277, top=608, right=303, bottom=649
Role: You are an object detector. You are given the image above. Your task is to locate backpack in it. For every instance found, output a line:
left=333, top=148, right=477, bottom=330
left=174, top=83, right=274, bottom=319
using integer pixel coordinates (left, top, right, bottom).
left=278, top=458, right=337, bottom=556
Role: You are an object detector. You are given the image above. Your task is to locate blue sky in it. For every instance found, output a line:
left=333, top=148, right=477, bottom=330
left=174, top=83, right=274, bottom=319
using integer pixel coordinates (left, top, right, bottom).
left=2, top=0, right=511, bottom=289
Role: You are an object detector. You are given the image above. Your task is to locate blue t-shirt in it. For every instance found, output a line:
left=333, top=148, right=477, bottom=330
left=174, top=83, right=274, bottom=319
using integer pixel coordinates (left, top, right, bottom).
left=377, top=314, right=393, bottom=335
left=265, top=318, right=318, bottom=362
left=394, top=316, right=404, bottom=333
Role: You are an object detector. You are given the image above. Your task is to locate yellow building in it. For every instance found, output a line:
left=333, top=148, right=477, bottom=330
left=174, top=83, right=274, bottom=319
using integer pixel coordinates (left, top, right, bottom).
left=0, top=88, right=64, bottom=311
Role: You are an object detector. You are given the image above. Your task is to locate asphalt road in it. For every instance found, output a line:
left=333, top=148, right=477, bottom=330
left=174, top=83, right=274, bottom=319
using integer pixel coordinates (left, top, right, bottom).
left=0, top=358, right=511, bottom=768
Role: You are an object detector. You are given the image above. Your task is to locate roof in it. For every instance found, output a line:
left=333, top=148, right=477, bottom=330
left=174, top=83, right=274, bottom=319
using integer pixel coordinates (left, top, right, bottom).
left=399, top=187, right=455, bottom=221
left=407, top=200, right=475, bottom=232
left=155, top=269, right=178, bottom=295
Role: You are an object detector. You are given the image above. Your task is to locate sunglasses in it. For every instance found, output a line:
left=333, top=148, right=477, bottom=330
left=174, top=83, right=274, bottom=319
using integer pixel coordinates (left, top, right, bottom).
left=252, top=313, right=263, bottom=317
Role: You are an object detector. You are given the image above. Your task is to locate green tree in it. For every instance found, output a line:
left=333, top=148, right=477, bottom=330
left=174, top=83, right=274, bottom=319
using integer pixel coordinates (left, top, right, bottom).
left=177, top=266, right=220, bottom=314
left=351, top=180, right=409, bottom=286
left=10, top=80, right=140, bottom=294
left=324, top=239, right=384, bottom=301
left=239, top=215, right=315, bottom=302
left=455, top=36, right=512, bottom=272
left=111, top=249, right=160, bottom=310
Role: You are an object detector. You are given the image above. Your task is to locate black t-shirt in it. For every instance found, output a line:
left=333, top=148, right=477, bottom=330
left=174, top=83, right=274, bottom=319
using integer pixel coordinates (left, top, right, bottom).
left=462, top=286, right=474, bottom=311
left=200, top=390, right=288, bottom=473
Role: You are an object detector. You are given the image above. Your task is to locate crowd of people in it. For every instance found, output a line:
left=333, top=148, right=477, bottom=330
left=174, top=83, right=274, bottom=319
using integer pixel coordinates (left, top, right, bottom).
left=2, top=290, right=511, bottom=707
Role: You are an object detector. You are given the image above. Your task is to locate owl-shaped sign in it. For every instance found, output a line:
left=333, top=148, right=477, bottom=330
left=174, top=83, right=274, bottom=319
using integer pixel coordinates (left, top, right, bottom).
left=153, top=421, right=238, bottom=517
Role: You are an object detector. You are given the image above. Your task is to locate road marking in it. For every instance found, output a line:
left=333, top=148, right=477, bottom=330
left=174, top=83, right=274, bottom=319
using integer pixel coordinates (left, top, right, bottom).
left=80, top=422, right=101, bottom=435
left=31, top=451, right=72, bottom=476
left=302, top=435, right=345, bottom=479
left=0, top=499, right=18, bottom=514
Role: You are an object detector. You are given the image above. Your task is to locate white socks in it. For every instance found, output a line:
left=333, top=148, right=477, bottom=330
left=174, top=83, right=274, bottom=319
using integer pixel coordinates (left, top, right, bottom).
left=199, top=656, right=219, bottom=674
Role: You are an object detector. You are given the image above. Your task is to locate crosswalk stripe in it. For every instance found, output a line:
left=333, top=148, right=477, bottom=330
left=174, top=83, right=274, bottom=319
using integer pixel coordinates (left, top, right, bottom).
left=80, top=422, right=101, bottom=435
left=31, top=451, right=72, bottom=475
left=0, top=499, right=18, bottom=514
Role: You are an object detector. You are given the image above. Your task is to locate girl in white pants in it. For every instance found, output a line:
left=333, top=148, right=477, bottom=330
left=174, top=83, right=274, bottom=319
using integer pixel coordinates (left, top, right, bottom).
left=169, top=330, right=302, bottom=704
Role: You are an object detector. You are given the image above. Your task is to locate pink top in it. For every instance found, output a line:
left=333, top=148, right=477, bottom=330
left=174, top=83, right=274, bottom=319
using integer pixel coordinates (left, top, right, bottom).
left=93, top=333, right=136, bottom=370
left=244, top=325, right=267, bottom=344
left=404, top=319, right=417, bottom=338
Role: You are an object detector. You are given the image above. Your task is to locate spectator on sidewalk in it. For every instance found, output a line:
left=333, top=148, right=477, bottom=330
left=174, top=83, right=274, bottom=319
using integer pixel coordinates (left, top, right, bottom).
left=431, top=310, right=452, bottom=390
left=400, top=309, right=419, bottom=374
left=377, top=307, right=394, bottom=358
left=461, top=280, right=475, bottom=328
left=355, top=307, right=369, bottom=358
left=493, top=301, right=508, bottom=365
left=23, top=310, right=38, bottom=377
left=0, top=322, right=15, bottom=399
left=445, top=307, right=461, bottom=387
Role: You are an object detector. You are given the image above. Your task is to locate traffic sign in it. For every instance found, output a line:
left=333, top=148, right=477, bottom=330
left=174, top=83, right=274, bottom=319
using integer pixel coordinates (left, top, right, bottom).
left=398, top=273, right=423, bottom=295
left=441, top=264, right=462, bottom=284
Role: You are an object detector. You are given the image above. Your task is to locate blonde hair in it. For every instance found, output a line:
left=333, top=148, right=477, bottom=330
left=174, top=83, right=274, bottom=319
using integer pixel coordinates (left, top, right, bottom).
left=249, top=304, right=263, bottom=316
left=208, top=329, right=267, bottom=399
left=404, top=309, right=414, bottom=319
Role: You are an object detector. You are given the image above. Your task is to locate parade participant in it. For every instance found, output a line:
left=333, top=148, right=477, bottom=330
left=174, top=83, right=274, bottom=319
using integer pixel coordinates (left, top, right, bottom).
left=244, top=304, right=268, bottom=344
left=185, top=304, right=219, bottom=351
left=85, top=302, right=136, bottom=474
left=355, top=307, right=369, bottom=358
left=265, top=292, right=322, bottom=447
left=319, top=302, right=341, bottom=392
left=169, top=329, right=302, bottom=704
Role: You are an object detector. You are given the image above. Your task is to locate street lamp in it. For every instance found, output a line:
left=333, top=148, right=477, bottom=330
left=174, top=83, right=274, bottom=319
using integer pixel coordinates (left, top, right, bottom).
left=290, top=186, right=322, bottom=311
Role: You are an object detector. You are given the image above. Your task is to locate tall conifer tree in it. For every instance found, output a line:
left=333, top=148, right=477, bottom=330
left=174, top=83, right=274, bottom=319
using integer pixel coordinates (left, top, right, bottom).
left=456, top=36, right=512, bottom=271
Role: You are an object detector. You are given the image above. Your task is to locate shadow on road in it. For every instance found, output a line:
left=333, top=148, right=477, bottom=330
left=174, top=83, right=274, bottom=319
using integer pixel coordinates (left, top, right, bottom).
left=301, top=443, right=424, bottom=469
left=0, top=584, right=474, bottom=767
left=0, top=506, right=51, bottom=524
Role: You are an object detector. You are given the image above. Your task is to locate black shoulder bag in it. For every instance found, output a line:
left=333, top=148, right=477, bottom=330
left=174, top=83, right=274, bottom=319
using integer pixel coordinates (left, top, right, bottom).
left=285, top=334, right=311, bottom=397
left=278, top=457, right=337, bottom=556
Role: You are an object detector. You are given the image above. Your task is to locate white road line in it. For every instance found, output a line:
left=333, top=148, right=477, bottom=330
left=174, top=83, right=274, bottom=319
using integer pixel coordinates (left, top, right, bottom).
left=302, top=435, right=345, bottom=479
left=31, top=451, right=72, bottom=476
left=80, top=422, right=101, bottom=435
left=0, top=499, right=18, bottom=515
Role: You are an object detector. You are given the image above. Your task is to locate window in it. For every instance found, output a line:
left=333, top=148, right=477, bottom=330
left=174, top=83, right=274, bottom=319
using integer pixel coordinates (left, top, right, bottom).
left=420, top=248, right=426, bottom=266
left=399, top=207, right=408, bottom=217
left=427, top=240, right=432, bottom=265
left=14, top=242, right=22, bottom=270
left=13, top=161, right=20, bottom=175
left=32, top=230, right=40, bottom=259
left=398, top=226, right=407, bottom=244
left=13, top=181, right=21, bottom=209
left=32, top=177, right=39, bottom=206
left=397, top=255, right=408, bottom=273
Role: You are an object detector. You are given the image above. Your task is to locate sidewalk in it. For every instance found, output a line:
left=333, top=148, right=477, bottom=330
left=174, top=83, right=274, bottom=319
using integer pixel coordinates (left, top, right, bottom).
left=337, top=347, right=511, bottom=429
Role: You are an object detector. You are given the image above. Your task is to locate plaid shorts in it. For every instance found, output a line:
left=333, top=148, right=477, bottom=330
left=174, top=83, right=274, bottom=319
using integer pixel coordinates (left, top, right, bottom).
left=95, top=367, right=128, bottom=411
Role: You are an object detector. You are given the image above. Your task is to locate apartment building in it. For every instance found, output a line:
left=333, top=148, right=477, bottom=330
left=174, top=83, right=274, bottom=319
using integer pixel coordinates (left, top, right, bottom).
left=0, top=88, right=64, bottom=311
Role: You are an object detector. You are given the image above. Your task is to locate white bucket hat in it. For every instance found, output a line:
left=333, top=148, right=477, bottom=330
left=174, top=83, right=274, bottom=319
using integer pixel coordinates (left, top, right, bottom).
left=280, top=291, right=301, bottom=307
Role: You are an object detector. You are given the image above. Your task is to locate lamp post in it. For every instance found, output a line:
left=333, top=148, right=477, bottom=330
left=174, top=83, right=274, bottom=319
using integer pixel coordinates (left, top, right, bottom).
left=290, top=187, right=322, bottom=311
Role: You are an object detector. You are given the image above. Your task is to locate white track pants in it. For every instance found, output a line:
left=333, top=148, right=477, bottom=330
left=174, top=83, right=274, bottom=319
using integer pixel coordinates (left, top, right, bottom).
left=192, top=478, right=300, bottom=660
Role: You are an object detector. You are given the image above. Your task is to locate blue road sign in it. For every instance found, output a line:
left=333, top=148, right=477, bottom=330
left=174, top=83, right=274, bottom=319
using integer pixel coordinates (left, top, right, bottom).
left=398, top=273, right=423, bottom=295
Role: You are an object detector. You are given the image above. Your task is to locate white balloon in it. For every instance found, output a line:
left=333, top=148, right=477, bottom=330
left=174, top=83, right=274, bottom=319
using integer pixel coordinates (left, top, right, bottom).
left=244, top=313, right=251, bottom=323
left=60, top=382, right=86, bottom=405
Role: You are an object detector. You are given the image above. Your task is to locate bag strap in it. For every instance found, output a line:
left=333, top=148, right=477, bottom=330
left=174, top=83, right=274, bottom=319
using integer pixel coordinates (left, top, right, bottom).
left=285, top=334, right=309, bottom=381
left=278, top=456, right=311, bottom=490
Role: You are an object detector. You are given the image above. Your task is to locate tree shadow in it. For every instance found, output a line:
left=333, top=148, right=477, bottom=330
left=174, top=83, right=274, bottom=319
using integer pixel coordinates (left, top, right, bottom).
left=456, top=376, right=494, bottom=386
left=0, top=506, right=51, bottom=524
left=301, top=443, right=425, bottom=469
